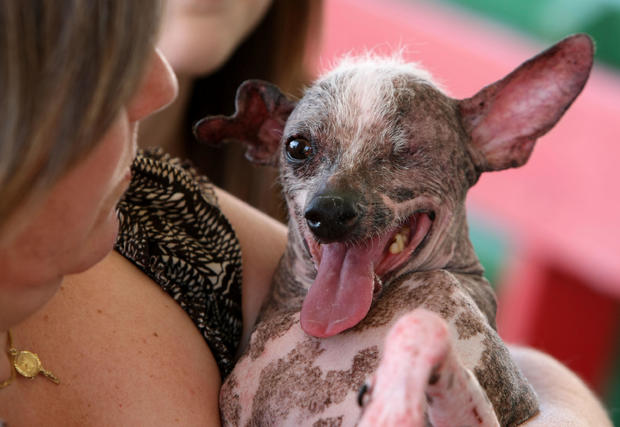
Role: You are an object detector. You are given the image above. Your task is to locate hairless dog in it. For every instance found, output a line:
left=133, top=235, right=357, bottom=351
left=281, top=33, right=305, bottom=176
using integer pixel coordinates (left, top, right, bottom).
left=195, top=34, right=593, bottom=426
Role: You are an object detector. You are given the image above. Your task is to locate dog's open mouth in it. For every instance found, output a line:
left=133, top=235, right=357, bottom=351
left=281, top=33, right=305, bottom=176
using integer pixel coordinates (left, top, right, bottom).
left=301, top=212, right=433, bottom=338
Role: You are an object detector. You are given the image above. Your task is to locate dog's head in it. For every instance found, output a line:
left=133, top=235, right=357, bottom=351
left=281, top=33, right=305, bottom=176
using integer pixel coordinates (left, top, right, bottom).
left=195, top=34, right=593, bottom=338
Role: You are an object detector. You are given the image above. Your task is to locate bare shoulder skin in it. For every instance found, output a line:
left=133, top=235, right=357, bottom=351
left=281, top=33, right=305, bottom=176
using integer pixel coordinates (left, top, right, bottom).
left=0, top=251, right=221, bottom=425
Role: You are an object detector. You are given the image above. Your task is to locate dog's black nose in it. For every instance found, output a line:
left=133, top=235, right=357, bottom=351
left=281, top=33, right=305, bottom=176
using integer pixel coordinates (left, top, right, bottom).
left=304, top=192, right=360, bottom=242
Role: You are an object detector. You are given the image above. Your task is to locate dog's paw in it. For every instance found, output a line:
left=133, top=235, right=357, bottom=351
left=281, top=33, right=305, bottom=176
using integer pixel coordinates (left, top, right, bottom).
left=357, top=309, right=499, bottom=427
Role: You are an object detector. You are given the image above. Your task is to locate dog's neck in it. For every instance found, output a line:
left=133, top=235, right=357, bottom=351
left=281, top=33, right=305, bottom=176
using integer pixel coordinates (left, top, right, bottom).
left=432, top=205, right=485, bottom=276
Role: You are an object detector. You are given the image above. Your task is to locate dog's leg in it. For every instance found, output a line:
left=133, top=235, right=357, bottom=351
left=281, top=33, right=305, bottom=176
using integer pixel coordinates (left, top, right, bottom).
left=358, top=309, right=499, bottom=427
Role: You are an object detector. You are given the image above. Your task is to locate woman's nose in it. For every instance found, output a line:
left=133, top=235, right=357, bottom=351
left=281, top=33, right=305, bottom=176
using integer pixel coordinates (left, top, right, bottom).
left=127, top=49, right=178, bottom=122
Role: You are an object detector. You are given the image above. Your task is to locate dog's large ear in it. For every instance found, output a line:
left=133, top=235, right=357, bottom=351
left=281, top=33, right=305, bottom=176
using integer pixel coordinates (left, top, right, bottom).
left=459, top=34, right=594, bottom=172
left=193, top=79, right=296, bottom=166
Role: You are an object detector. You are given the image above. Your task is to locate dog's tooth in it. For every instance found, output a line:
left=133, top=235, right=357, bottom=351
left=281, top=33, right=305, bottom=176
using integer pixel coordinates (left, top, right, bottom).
left=389, top=241, right=402, bottom=254
left=388, top=226, right=411, bottom=254
left=390, top=236, right=404, bottom=254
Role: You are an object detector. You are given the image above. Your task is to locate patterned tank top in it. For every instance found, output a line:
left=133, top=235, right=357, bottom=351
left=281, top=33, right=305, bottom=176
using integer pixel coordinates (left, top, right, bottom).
left=114, top=149, right=242, bottom=377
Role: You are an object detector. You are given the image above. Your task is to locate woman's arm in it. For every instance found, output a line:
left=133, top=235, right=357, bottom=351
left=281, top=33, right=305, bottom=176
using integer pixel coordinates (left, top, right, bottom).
left=214, top=187, right=288, bottom=350
left=510, top=345, right=613, bottom=426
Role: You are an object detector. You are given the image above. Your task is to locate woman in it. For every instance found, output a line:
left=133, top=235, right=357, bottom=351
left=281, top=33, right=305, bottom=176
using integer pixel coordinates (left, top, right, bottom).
left=0, top=1, right=611, bottom=425
left=0, top=1, right=283, bottom=424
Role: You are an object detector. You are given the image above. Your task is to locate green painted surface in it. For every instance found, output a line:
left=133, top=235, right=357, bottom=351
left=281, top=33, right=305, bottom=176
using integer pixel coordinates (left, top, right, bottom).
left=438, top=0, right=620, bottom=70
left=467, top=212, right=511, bottom=288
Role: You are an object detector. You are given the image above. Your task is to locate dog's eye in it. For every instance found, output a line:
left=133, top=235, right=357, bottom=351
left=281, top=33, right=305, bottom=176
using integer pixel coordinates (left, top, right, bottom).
left=285, top=138, right=314, bottom=162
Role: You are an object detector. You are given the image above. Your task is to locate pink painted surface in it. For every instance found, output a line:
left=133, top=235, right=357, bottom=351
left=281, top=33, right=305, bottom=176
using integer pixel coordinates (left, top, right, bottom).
left=316, top=0, right=620, bottom=296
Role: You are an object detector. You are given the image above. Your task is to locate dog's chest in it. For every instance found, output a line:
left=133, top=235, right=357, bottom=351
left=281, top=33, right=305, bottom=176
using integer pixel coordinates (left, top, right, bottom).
left=220, top=273, right=488, bottom=426
left=221, top=313, right=379, bottom=426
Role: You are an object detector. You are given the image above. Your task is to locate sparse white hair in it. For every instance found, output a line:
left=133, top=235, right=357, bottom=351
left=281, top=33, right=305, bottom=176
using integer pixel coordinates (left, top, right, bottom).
left=301, top=52, right=445, bottom=160
left=319, top=51, right=440, bottom=90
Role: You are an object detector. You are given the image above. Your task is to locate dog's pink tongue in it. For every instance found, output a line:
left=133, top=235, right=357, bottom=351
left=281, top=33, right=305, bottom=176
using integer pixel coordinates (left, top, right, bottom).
left=301, top=242, right=375, bottom=338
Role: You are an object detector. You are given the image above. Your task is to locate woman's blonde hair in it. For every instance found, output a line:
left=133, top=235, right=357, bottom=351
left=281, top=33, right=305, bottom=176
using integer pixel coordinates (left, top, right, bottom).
left=0, top=0, right=161, bottom=227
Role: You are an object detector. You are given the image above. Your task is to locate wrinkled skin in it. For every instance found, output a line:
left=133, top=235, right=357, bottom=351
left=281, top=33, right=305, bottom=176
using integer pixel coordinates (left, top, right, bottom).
left=195, top=34, right=593, bottom=426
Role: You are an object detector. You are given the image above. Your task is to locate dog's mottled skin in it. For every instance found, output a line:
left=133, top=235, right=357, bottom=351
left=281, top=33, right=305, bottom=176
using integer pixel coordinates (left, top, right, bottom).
left=195, top=34, right=593, bottom=426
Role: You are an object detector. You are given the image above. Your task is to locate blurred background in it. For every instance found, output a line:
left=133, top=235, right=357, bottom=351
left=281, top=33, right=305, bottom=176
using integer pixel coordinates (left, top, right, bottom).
left=314, top=0, right=620, bottom=422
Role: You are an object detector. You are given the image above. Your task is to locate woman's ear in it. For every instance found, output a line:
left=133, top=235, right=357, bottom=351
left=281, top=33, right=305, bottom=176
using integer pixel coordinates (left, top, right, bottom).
left=459, top=34, right=594, bottom=172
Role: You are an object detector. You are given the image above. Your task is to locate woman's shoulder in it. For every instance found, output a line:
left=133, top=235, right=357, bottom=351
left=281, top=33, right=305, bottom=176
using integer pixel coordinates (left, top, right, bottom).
left=115, top=148, right=243, bottom=376
left=0, top=251, right=221, bottom=425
